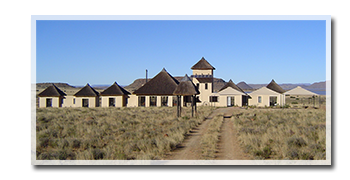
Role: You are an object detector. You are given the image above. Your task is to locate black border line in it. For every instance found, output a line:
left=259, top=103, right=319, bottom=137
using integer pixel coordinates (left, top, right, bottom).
left=28, top=13, right=339, bottom=174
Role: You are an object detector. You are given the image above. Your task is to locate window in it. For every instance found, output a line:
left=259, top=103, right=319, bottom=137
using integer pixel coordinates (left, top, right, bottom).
left=258, top=96, right=262, bottom=103
left=196, top=83, right=199, bottom=89
left=109, top=98, right=115, bottom=107
left=82, top=99, right=89, bottom=107
left=73, top=98, right=75, bottom=104
left=161, top=96, right=168, bottom=106
left=150, top=96, right=157, bottom=106
left=205, top=83, right=208, bottom=90
left=138, top=96, right=145, bottom=107
left=46, top=98, right=52, bottom=107
left=209, top=96, right=218, bottom=102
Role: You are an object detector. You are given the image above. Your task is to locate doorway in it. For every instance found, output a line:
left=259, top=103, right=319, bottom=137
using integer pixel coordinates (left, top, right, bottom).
left=82, top=99, right=89, bottom=107
left=109, top=98, right=115, bottom=107
left=227, top=96, right=234, bottom=107
left=46, top=98, right=52, bottom=107
left=269, top=96, right=277, bottom=106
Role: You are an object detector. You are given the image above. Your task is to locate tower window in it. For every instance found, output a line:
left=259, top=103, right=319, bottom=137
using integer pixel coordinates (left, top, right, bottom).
left=205, top=83, right=208, bottom=90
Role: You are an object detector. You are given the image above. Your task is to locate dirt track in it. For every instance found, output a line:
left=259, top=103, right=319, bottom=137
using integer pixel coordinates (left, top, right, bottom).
left=164, top=107, right=251, bottom=160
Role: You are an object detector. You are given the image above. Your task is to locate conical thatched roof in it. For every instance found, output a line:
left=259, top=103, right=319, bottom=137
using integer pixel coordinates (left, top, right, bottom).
left=173, top=74, right=200, bottom=95
left=219, top=79, right=246, bottom=94
left=74, top=83, right=99, bottom=97
left=100, top=82, right=130, bottom=96
left=284, top=86, right=318, bottom=96
left=266, top=79, right=285, bottom=94
left=133, top=68, right=179, bottom=95
left=191, top=57, right=215, bottom=70
left=237, top=81, right=253, bottom=90
left=38, top=84, right=67, bottom=97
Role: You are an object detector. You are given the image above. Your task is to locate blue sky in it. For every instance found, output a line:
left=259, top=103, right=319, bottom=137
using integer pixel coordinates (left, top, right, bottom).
left=36, top=20, right=326, bottom=86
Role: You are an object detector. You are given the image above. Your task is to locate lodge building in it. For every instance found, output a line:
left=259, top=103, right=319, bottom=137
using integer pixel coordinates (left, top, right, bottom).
left=38, top=57, right=288, bottom=108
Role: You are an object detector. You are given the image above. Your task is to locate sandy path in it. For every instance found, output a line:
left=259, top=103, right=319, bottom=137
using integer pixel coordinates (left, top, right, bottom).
left=215, top=115, right=251, bottom=160
left=164, top=107, right=251, bottom=160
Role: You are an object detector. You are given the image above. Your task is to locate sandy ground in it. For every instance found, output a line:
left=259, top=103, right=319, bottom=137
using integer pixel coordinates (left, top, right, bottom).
left=164, top=107, right=251, bottom=160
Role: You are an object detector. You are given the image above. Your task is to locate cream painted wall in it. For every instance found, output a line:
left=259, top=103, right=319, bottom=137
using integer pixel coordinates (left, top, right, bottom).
left=192, top=78, right=212, bottom=106
left=39, top=97, right=61, bottom=107
left=100, top=96, right=125, bottom=107
left=127, top=95, right=138, bottom=107
left=248, top=87, right=285, bottom=107
left=192, top=69, right=213, bottom=76
left=74, top=97, right=98, bottom=107
left=62, top=96, right=75, bottom=107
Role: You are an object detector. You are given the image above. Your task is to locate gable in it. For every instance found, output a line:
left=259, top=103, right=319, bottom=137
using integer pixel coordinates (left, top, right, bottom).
left=218, top=86, right=246, bottom=95
left=249, top=87, right=281, bottom=96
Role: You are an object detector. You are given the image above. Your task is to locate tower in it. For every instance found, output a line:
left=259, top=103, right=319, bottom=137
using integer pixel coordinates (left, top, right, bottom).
left=190, top=57, right=215, bottom=104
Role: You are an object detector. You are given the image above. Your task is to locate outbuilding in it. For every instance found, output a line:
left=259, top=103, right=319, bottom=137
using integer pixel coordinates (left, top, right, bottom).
left=73, top=83, right=100, bottom=107
left=100, top=82, right=130, bottom=107
left=284, top=86, right=319, bottom=107
left=215, top=79, right=249, bottom=107
left=38, top=84, right=67, bottom=107
left=248, top=79, right=285, bottom=107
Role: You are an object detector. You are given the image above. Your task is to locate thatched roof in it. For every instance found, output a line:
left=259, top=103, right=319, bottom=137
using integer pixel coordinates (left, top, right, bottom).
left=219, top=79, right=246, bottom=94
left=133, top=68, right=179, bottom=95
left=237, top=81, right=254, bottom=90
left=191, top=57, right=215, bottom=70
left=38, top=84, right=67, bottom=97
left=74, top=83, right=99, bottom=97
left=196, top=78, right=212, bottom=83
left=100, top=82, right=130, bottom=96
left=266, top=79, right=285, bottom=94
left=173, top=74, right=200, bottom=95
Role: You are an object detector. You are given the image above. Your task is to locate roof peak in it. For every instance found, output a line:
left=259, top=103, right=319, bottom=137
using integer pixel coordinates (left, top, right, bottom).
left=181, top=74, right=192, bottom=82
left=191, top=57, right=215, bottom=70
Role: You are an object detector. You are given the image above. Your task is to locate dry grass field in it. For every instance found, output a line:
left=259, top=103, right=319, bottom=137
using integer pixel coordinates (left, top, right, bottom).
left=232, top=108, right=326, bottom=160
left=36, top=104, right=327, bottom=160
left=36, top=106, right=215, bottom=160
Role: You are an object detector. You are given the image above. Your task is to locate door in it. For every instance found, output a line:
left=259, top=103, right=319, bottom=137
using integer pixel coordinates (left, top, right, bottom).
left=46, top=98, right=52, bottom=107
left=227, top=96, right=234, bottom=107
left=82, top=99, right=89, bottom=107
left=109, top=98, right=115, bottom=107
left=269, top=96, right=277, bottom=106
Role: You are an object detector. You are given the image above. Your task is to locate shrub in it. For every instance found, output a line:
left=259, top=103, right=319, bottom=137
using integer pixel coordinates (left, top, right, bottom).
left=287, top=137, right=307, bottom=148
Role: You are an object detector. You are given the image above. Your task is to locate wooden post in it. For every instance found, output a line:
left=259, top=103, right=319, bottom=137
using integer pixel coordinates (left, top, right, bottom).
left=195, top=95, right=197, bottom=113
left=191, top=95, right=194, bottom=117
left=177, top=95, right=180, bottom=117
left=313, top=96, right=316, bottom=107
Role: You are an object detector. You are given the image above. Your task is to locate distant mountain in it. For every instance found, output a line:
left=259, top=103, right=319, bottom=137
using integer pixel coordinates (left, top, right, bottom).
left=246, top=82, right=324, bottom=91
left=237, top=81, right=254, bottom=90
left=307, top=81, right=326, bottom=89
left=36, top=83, right=76, bottom=89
